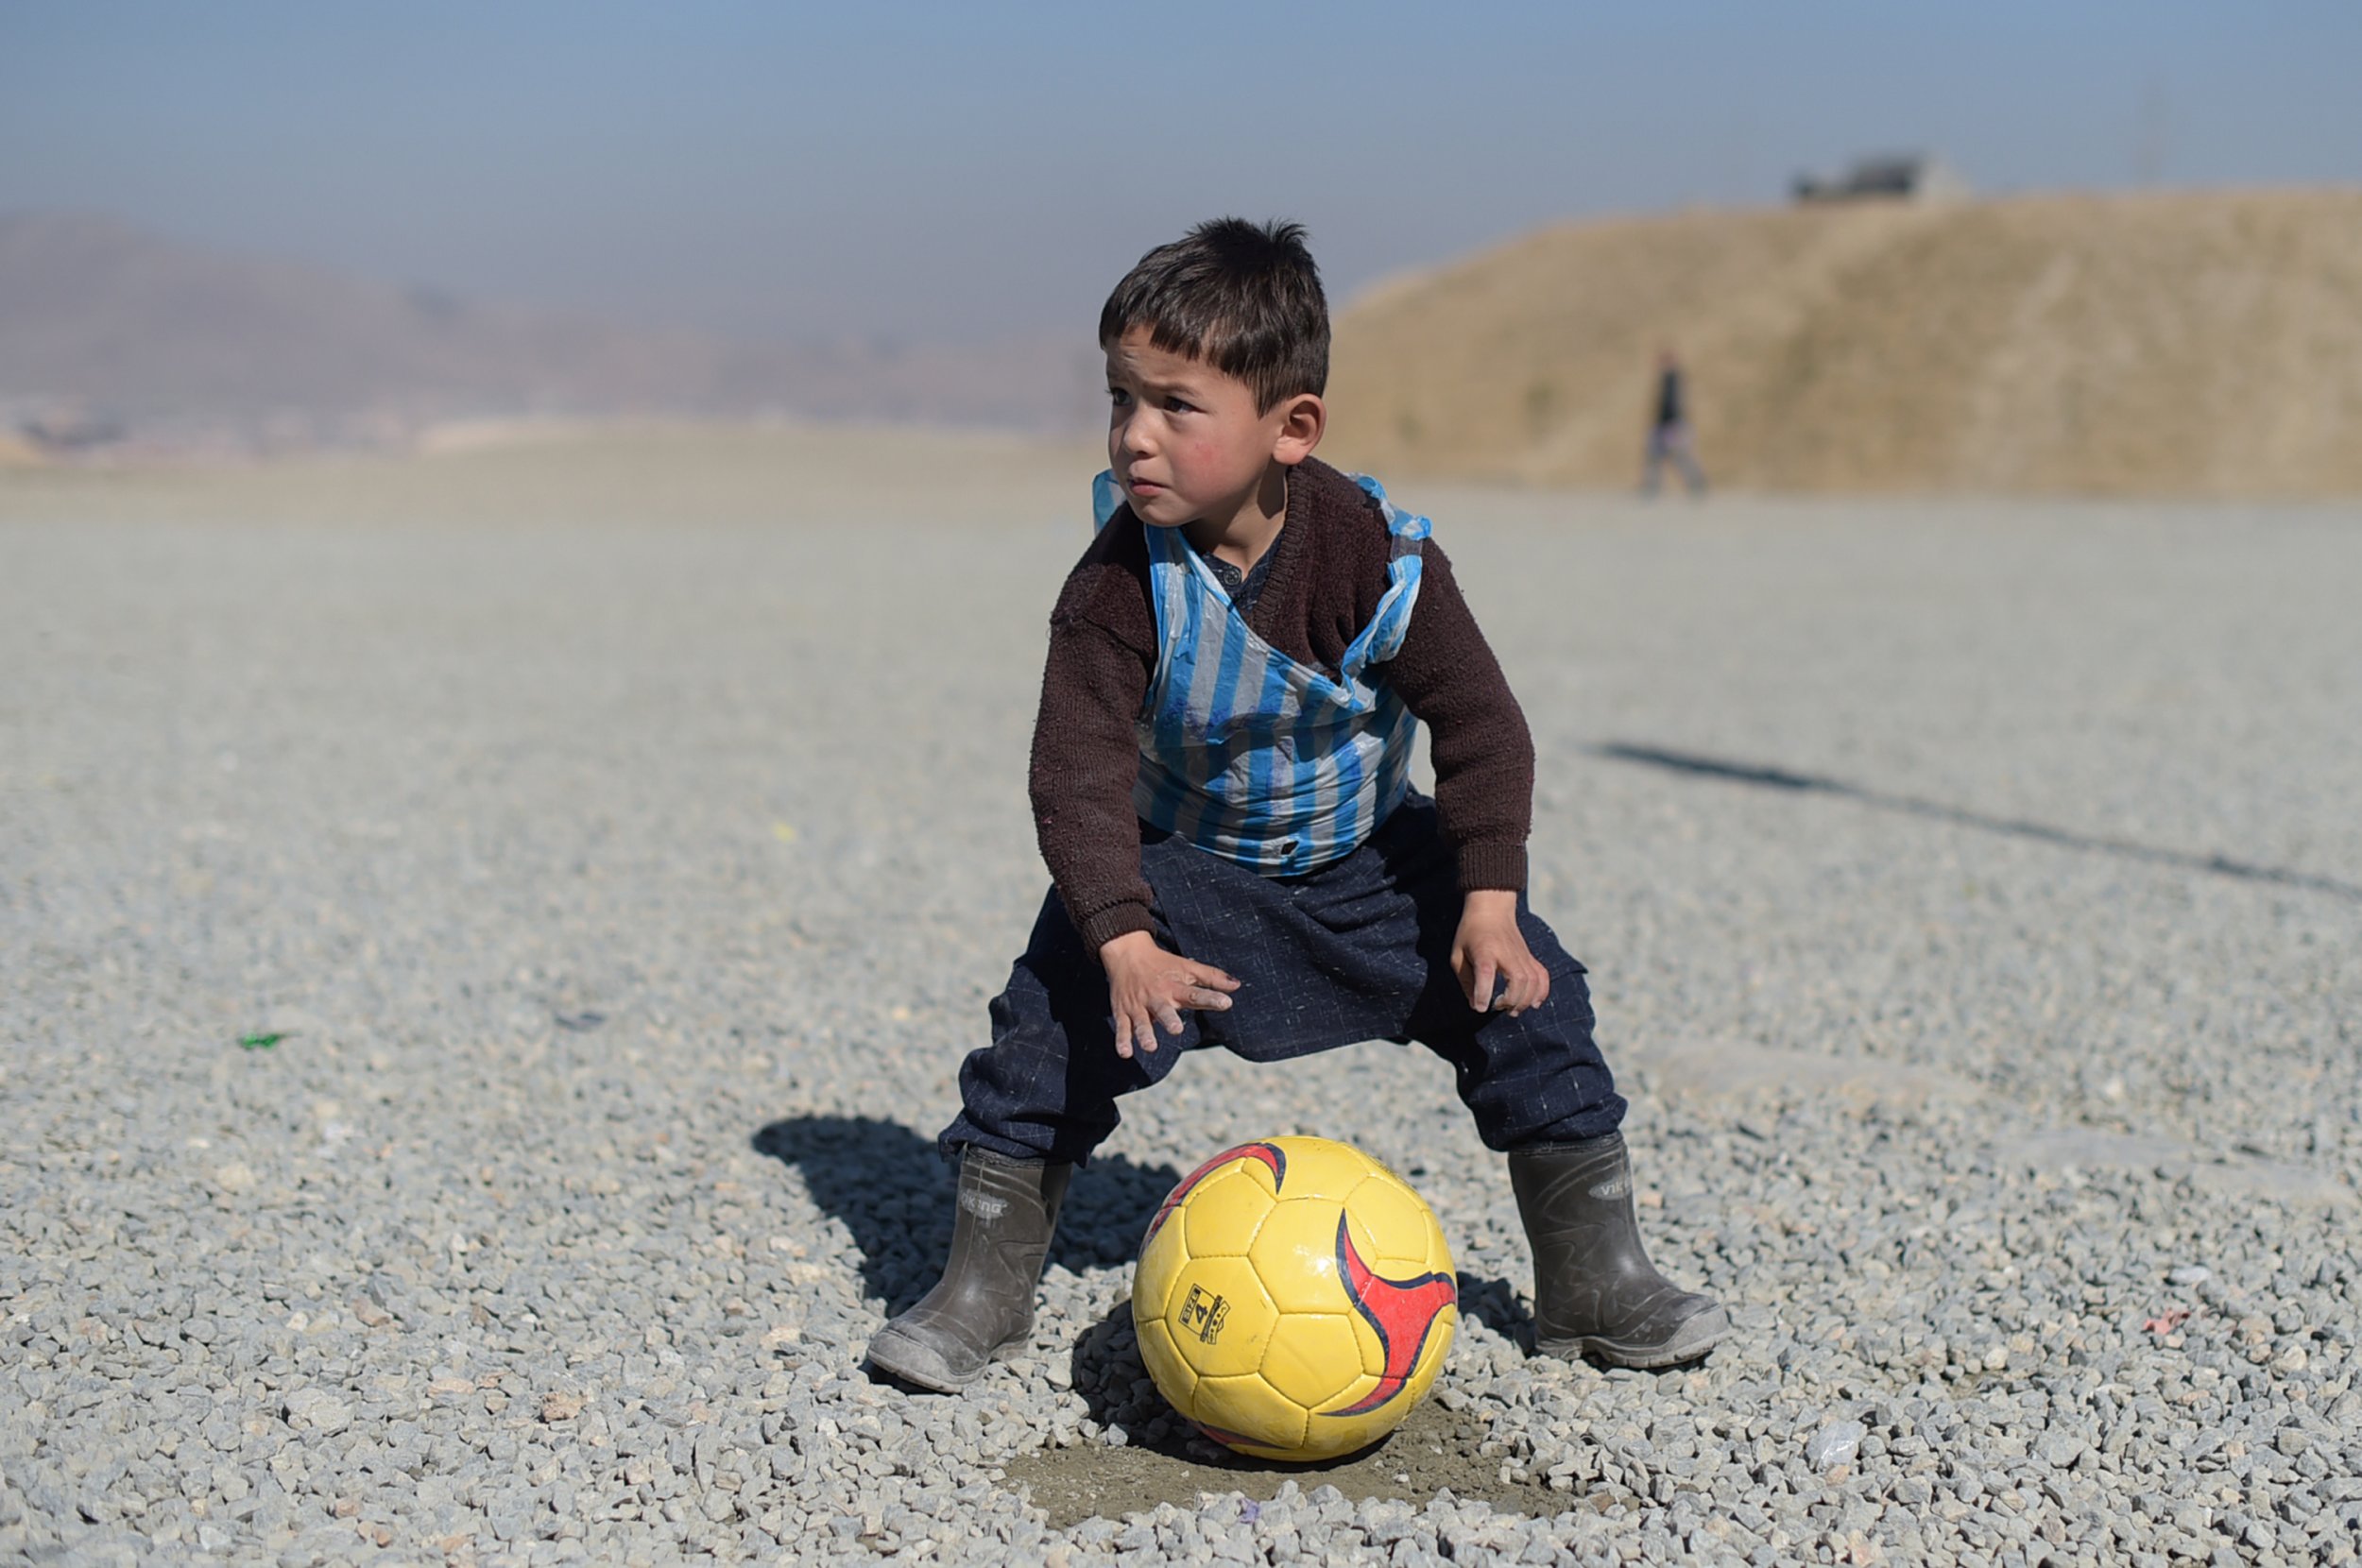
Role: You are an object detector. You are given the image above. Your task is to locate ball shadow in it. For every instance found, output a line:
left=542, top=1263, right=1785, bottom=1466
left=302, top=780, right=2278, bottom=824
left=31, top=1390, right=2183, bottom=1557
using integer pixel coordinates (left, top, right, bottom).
left=1450, top=1272, right=1534, bottom=1352
left=1068, top=1270, right=1530, bottom=1472
left=1451, top=1270, right=1720, bottom=1372
left=1068, top=1305, right=1227, bottom=1464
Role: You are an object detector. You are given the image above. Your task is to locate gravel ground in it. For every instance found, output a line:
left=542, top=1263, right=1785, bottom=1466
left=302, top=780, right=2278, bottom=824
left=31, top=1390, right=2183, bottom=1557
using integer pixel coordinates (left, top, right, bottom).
left=5, top=436, right=2360, bottom=1565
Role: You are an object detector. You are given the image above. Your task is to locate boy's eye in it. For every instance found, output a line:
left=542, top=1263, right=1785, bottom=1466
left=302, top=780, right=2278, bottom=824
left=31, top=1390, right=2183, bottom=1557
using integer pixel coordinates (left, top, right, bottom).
left=1163, top=397, right=1195, bottom=414
left=1107, top=387, right=1131, bottom=406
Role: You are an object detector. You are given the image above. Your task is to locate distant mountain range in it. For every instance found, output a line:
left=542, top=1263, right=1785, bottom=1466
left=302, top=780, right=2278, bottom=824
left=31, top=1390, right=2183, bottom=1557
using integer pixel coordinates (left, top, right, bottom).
left=0, top=212, right=1100, bottom=452
left=18, top=193, right=2360, bottom=494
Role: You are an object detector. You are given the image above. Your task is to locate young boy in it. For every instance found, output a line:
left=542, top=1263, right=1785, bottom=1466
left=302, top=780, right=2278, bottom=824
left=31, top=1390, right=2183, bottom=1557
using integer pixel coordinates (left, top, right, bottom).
left=865, top=218, right=1725, bottom=1392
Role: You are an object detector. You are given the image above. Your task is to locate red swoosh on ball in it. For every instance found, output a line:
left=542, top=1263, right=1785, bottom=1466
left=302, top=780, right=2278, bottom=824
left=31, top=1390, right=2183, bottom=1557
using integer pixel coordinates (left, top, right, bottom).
left=1326, top=1213, right=1455, bottom=1419
left=1140, top=1141, right=1287, bottom=1247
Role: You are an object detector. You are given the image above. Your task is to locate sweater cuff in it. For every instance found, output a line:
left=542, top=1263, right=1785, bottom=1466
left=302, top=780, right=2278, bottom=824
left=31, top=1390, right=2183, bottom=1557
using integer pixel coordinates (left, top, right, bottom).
left=1073, top=899, right=1156, bottom=954
left=1456, top=843, right=1528, bottom=894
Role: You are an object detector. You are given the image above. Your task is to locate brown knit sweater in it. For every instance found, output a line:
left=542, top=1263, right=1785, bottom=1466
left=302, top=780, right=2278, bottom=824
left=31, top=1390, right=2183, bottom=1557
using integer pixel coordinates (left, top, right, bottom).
left=1031, top=457, right=1535, bottom=950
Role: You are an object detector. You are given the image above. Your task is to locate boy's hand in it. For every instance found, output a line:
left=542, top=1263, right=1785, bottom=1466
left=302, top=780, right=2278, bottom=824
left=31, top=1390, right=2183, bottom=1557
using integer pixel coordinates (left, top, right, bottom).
left=1452, top=890, right=1549, bottom=1016
left=1099, top=929, right=1240, bottom=1059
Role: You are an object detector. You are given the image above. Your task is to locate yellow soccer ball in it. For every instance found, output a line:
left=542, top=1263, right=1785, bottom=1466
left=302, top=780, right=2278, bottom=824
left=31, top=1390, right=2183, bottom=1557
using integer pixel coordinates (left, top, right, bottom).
left=1131, top=1135, right=1457, bottom=1461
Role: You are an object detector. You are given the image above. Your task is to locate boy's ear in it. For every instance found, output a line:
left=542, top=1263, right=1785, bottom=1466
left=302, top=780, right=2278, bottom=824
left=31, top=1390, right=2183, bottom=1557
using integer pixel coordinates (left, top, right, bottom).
left=1271, top=392, right=1326, bottom=465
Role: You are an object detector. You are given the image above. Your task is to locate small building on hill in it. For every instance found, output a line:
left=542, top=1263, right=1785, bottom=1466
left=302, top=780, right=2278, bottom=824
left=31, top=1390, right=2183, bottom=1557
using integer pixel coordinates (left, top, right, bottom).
left=1793, top=155, right=1971, bottom=206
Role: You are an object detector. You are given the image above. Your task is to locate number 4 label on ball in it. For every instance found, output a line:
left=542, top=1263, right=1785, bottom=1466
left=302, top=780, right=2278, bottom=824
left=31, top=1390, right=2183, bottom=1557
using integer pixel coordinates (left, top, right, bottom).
left=1178, top=1285, right=1231, bottom=1344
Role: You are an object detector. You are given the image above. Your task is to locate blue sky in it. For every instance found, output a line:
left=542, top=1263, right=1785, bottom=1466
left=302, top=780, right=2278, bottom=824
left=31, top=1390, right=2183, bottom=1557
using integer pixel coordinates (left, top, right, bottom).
left=5, top=2, right=2356, bottom=345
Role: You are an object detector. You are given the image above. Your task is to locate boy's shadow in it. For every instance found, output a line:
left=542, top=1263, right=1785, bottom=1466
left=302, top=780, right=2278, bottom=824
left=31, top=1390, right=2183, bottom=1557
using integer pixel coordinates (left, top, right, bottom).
left=749, top=1116, right=1184, bottom=1314
left=750, top=1116, right=1564, bottom=1437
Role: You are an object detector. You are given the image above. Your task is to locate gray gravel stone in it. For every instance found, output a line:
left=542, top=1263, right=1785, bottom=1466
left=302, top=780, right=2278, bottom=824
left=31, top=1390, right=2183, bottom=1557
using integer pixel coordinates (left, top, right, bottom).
left=1804, top=1420, right=1867, bottom=1470
left=5, top=472, right=2359, bottom=1565
left=280, top=1391, right=352, bottom=1438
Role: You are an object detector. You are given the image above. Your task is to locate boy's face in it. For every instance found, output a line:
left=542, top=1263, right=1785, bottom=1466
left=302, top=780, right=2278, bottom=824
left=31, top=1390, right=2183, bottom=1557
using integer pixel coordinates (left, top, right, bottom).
left=1104, top=327, right=1312, bottom=532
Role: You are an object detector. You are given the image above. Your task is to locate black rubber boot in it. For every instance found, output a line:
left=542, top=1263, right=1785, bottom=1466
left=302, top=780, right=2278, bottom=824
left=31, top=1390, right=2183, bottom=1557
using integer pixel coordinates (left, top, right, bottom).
left=1509, top=1133, right=1729, bottom=1369
left=865, top=1150, right=1072, bottom=1392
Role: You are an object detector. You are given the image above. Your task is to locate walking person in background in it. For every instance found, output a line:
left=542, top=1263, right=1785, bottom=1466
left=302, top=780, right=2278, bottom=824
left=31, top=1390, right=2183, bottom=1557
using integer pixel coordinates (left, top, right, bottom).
left=1642, top=349, right=1708, bottom=497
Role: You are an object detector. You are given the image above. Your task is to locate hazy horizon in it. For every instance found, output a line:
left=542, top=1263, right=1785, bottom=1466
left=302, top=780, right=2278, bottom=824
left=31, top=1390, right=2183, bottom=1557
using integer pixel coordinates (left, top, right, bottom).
left=6, top=2, right=2359, bottom=349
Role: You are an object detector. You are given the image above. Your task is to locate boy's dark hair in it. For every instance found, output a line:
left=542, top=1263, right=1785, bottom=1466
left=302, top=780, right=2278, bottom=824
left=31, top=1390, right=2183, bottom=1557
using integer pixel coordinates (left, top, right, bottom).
left=1100, top=218, right=1328, bottom=412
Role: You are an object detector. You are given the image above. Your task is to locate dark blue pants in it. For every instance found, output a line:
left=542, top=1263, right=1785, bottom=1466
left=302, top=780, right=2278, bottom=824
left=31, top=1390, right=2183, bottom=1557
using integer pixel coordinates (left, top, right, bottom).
left=940, top=795, right=1626, bottom=1166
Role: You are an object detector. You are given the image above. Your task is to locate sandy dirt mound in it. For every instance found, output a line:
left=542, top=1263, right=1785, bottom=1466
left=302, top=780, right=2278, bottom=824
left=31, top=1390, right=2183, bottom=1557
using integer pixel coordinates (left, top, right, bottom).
left=1326, top=188, right=2362, bottom=497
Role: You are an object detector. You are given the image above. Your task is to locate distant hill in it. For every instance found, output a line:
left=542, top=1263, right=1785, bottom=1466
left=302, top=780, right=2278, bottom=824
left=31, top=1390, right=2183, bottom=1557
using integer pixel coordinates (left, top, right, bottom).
left=0, top=212, right=1098, bottom=449
left=1325, top=189, right=2362, bottom=497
